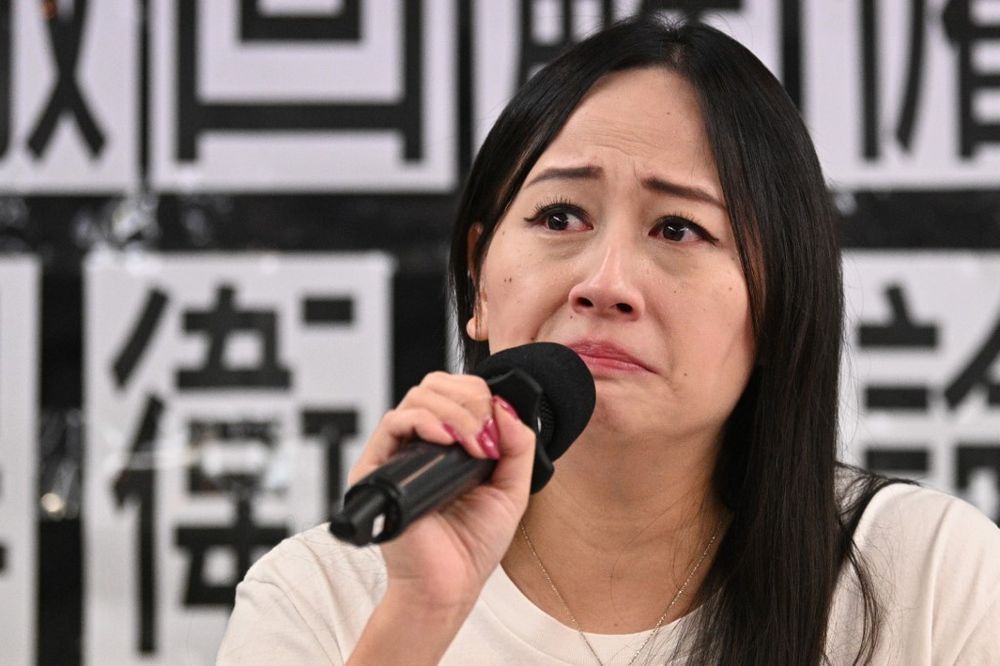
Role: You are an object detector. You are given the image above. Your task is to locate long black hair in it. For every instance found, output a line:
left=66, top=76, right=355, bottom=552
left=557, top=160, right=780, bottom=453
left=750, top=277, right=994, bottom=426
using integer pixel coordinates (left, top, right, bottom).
left=449, top=16, right=896, bottom=665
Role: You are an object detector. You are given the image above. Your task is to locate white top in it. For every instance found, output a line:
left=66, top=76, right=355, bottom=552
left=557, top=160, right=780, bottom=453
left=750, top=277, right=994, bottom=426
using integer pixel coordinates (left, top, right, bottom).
left=217, top=483, right=1000, bottom=664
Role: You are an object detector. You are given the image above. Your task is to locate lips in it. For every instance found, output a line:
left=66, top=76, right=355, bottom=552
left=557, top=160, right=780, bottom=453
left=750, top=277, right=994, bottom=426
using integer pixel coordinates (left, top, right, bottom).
left=565, top=339, right=652, bottom=373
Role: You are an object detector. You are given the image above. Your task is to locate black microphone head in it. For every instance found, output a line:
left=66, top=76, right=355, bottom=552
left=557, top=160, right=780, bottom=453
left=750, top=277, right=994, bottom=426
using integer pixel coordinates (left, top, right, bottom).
left=474, top=342, right=595, bottom=461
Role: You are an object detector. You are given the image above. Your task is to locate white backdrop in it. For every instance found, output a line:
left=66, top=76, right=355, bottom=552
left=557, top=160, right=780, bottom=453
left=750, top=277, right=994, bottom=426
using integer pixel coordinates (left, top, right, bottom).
left=0, top=257, right=39, bottom=666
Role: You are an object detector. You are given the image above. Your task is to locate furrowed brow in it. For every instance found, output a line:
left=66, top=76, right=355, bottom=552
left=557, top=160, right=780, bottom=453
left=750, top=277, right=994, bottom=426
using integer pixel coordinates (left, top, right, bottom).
left=523, top=164, right=727, bottom=211
left=643, top=176, right=727, bottom=210
left=524, top=165, right=602, bottom=189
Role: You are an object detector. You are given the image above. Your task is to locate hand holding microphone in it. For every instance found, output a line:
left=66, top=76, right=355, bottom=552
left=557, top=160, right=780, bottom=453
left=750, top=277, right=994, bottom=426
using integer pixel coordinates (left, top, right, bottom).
left=332, top=342, right=596, bottom=545
left=333, top=343, right=595, bottom=614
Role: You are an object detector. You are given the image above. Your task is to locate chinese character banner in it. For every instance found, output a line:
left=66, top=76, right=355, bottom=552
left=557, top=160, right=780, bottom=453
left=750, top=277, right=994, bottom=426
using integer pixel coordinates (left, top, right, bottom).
left=0, top=1, right=997, bottom=664
left=84, top=252, right=392, bottom=664
left=841, top=252, right=1000, bottom=519
left=148, top=0, right=457, bottom=192
left=0, top=1, right=138, bottom=192
left=3, top=0, right=996, bottom=194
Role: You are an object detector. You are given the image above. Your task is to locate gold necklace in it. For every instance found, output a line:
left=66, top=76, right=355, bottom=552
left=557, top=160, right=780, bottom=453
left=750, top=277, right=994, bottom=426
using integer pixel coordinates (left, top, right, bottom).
left=518, top=520, right=722, bottom=666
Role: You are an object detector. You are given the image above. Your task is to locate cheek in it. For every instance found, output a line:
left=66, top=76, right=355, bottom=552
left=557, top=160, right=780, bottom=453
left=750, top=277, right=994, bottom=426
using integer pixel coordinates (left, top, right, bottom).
left=482, top=249, right=523, bottom=310
left=673, top=271, right=753, bottom=369
left=482, top=247, right=570, bottom=346
left=481, top=248, right=531, bottom=335
left=705, top=280, right=755, bottom=383
left=487, top=275, right=522, bottom=323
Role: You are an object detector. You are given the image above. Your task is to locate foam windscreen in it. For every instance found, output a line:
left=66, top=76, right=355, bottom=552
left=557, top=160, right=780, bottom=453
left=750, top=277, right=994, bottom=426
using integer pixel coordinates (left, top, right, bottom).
left=474, top=342, right=595, bottom=460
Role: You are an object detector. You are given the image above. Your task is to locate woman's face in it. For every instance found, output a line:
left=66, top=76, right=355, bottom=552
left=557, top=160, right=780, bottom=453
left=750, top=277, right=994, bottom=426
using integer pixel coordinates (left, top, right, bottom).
left=473, top=67, right=755, bottom=446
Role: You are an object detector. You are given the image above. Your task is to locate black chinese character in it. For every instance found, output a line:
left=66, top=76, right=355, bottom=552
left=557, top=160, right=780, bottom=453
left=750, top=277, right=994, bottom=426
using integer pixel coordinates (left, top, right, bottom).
left=943, top=0, right=1000, bottom=156
left=112, top=288, right=170, bottom=389
left=300, top=295, right=358, bottom=510
left=944, top=309, right=1000, bottom=409
left=860, top=0, right=1000, bottom=159
left=176, top=284, right=291, bottom=390
left=859, top=0, right=930, bottom=159
left=860, top=0, right=928, bottom=158
left=113, top=393, right=164, bottom=654
left=176, top=0, right=424, bottom=162
left=864, top=446, right=931, bottom=477
left=302, top=409, right=358, bottom=512
left=27, top=0, right=106, bottom=158
left=187, top=419, right=278, bottom=494
left=858, top=284, right=938, bottom=412
left=174, top=495, right=287, bottom=606
left=107, top=287, right=171, bottom=650
left=302, top=296, right=353, bottom=326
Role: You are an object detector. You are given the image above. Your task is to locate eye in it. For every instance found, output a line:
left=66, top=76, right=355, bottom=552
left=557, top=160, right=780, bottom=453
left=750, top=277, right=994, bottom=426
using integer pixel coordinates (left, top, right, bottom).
left=524, top=201, right=589, bottom=232
left=654, top=215, right=718, bottom=244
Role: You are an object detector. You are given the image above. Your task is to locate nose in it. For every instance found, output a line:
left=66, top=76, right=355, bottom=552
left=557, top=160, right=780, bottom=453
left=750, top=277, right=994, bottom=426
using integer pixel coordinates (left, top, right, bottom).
left=567, top=238, right=644, bottom=320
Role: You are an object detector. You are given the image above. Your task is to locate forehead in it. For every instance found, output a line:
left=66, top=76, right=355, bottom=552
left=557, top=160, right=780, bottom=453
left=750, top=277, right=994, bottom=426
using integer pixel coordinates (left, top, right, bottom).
left=527, top=67, right=722, bottom=196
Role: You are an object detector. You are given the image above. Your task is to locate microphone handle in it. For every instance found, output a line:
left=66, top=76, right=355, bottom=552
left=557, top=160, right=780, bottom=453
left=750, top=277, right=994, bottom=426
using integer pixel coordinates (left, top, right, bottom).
left=330, top=367, right=545, bottom=546
left=331, top=442, right=495, bottom=545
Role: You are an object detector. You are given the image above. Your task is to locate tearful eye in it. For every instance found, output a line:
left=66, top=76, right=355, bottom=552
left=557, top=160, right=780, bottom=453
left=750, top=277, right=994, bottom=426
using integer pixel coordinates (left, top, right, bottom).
left=656, top=215, right=715, bottom=244
left=525, top=202, right=588, bottom=231
left=544, top=209, right=575, bottom=230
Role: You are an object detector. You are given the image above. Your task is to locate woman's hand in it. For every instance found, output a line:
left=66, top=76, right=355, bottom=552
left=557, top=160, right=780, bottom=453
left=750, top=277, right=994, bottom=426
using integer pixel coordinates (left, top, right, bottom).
left=348, top=371, right=537, bottom=613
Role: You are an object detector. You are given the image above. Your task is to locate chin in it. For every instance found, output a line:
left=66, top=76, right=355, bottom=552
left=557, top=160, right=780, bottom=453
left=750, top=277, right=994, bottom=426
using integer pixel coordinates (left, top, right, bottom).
left=582, top=399, right=639, bottom=435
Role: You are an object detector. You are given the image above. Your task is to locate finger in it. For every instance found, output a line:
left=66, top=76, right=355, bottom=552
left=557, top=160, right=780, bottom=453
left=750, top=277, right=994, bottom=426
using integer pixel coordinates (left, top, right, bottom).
left=415, top=371, right=491, bottom=396
left=406, top=373, right=494, bottom=420
left=398, top=381, right=497, bottom=460
left=348, top=408, right=456, bottom=485
left=486, top=396, right=537, bottom=498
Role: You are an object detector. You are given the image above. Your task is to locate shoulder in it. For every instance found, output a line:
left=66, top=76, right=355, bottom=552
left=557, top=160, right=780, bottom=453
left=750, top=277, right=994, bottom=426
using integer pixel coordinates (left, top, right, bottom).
left=843, top=481, right=1000, bottom=661
left=239, top=522, right=388, bottom=628
left=854, top=481, right=1000, bottom=563
left=243, top=522, right=387, bottom=593
left=218, top=524, right=387, bottom=664
left=836, top=467, right=1000, bottom=571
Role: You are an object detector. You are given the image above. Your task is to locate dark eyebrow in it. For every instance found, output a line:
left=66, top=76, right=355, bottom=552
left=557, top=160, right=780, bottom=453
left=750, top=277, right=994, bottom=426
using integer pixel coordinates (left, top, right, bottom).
left=524, top=164, right=726, bottom=210
left=642, top=176, right=727, bottom=211
left=524, top=165, right=601, bottom=189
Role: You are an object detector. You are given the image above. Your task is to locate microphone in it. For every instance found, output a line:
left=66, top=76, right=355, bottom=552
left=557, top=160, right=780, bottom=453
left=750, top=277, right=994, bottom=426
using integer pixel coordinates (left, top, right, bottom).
left=329, top=342, right=596, bottom=546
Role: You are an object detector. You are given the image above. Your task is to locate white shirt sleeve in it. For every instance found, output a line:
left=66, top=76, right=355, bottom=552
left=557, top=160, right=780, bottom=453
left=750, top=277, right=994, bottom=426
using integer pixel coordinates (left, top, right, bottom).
left=218, top=576, right=341, bottom=665
left=953, top=593, right=1000, bottom=664
left=828, top=482, right=1000, bottom=664
left=216, top=525, right=386, bottom=665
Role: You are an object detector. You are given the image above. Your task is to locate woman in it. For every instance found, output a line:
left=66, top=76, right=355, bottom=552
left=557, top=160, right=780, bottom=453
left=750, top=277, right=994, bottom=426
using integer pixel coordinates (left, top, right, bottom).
left=219, top=17, right=1000, bottom=665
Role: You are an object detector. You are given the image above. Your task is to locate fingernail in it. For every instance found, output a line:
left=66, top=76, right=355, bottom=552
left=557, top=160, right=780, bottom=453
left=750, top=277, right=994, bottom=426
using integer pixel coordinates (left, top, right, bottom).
left=492, top=395, right=519, bottom=421
left=477, top=427, right=500, bottom=460
left=442, top=422, right=464, bottom=445
left=483, top=417, right=500, bottom=446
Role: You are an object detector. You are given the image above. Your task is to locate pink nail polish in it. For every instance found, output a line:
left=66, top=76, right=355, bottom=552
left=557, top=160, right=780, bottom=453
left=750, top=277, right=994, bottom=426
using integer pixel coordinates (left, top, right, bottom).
left=477, top=428, right=500, bottom=460
left=483, top=417, right=500, bottom=446
left=442, top=422, right=464, bottom=444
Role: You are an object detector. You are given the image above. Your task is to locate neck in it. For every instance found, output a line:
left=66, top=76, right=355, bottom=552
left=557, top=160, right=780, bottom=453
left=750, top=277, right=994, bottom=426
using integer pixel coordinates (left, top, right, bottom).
left=537, top=426, right=723, bottom=546
left=502, top=427, right=728, bottom=634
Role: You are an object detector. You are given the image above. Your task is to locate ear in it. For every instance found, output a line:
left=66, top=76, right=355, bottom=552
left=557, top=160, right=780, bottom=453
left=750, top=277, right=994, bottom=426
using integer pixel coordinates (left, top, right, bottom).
left=465, top=311, right=488, bottom=341
left=466, top=223, right=488, bottom=341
